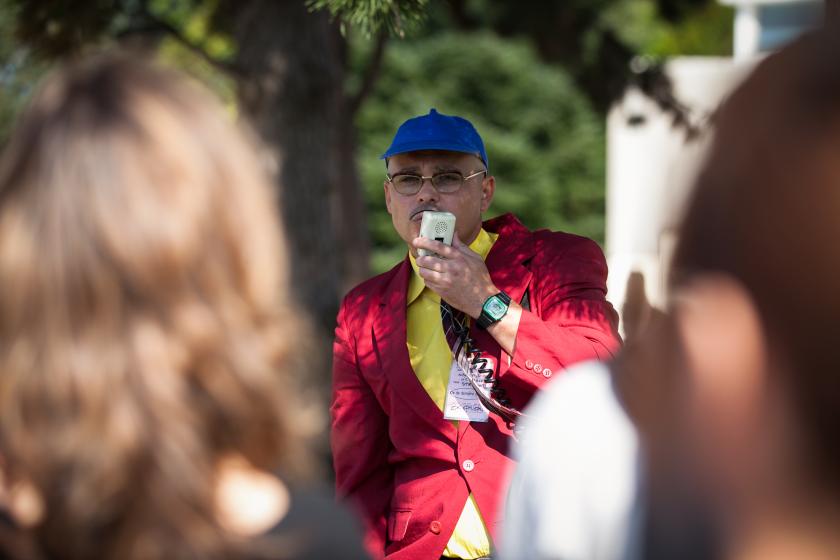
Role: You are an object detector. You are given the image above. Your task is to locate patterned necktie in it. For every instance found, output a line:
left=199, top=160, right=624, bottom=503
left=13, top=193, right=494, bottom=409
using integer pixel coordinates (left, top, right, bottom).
left=440, top=300, right=469, bottom=354
left=440, top=300, right=523, bottom=427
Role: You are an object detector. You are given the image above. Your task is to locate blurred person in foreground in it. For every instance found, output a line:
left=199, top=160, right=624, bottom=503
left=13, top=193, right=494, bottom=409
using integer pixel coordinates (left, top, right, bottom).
left=331, top=108, right=620, bottom=560
left=646, top=24, right=840, bottom=560
left=0, top=55, right=367, bottom=560
left=503, top=24, right=840, bottom=560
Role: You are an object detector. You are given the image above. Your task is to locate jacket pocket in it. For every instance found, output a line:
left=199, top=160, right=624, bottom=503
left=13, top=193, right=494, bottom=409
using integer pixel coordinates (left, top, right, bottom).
left=387, top=509, right=412, bottom=542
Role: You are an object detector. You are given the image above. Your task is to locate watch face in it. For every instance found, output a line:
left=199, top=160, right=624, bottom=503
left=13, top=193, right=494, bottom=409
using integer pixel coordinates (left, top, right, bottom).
left=485, top=296, right=508, bottom=320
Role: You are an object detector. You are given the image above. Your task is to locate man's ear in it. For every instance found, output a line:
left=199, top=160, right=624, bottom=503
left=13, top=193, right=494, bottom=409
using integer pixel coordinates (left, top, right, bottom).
left=384, top=181, right=393, bottom=215
left=480, top=175, right=495, bottom=212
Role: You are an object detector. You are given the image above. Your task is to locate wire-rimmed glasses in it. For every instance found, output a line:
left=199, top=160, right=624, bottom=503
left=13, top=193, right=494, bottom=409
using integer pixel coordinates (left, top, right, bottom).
left=386, top=169, right=486, bottom=195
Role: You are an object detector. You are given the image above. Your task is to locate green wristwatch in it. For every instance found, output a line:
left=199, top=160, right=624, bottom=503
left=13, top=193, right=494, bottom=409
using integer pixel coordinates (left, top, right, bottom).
left=477, top=291, right=512, bottom=329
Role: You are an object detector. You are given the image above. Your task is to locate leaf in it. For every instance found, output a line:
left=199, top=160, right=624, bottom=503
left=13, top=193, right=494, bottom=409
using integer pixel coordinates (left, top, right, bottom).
left=307, top=0, right=429, bottom=39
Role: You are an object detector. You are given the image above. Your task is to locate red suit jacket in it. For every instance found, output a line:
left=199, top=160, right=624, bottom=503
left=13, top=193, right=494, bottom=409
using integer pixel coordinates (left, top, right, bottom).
left=331, top=214, right=620, bottom=559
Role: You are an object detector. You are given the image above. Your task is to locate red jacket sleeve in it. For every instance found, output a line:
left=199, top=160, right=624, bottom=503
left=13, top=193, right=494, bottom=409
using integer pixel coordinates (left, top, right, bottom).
left=504, top=234, right=620, bottom=395
left=330, top=300, right=393, bottom=559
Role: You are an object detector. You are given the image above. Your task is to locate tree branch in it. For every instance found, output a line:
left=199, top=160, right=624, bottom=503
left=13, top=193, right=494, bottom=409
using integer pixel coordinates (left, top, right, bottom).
left=347, top=30, right=388, bottom=116
left=637, top=65, right=704, bottom=141
left=134, top=10, right=243, bottom=78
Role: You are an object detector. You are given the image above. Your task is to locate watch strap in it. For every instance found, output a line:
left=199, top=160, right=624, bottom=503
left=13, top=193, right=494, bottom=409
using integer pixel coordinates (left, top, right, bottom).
left=477, top=291, right=511, bottom=329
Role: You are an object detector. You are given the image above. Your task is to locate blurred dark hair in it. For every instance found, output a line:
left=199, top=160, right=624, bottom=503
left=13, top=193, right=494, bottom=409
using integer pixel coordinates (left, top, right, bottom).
left=671, top=26, right=840, bottom=497
left=0, top=54, right=307, bottom=558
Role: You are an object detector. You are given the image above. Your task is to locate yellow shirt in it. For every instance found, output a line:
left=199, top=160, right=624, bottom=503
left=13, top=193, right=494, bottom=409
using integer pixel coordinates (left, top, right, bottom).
left=406, top=228, right=499, bottom=559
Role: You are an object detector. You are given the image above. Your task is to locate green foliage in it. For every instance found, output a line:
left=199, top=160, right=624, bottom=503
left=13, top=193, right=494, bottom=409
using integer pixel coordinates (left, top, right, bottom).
left=9, top=0, right=120, bottom=57
left=603, top=0, right=733, bottom=57
left=355, top=31, right=607, bottom=273
left=646, top=2, right=733, bottom=56
left=0, top=1, right=47, bottom=146
left=152, top=0, right=237, bottom=106
left=157, top=38, right=237, bottom=106
left=150, top=0, right=235, bottom=60
left=0, top=0, right=237, bottom=144
left=307, top=0, right=429, bottom=38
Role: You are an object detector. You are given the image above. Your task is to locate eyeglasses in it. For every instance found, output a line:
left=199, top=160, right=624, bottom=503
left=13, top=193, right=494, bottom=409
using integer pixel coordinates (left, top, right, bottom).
left=386, top=170, right=486, bottom=195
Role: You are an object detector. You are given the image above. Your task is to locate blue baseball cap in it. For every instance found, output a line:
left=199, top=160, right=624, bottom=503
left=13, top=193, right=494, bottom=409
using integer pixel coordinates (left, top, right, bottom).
left=381, top=108, right=489, bottom=170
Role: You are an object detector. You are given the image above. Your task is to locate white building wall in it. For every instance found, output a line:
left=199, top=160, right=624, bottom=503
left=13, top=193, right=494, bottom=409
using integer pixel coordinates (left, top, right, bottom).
left=604, top=0, right=822, bottom=332
left=606, top=58, right=754, bottom=325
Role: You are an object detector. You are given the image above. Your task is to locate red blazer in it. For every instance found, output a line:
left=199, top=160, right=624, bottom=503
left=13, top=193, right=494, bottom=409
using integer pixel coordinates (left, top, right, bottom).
left=331, top=214, right=620, bottom=559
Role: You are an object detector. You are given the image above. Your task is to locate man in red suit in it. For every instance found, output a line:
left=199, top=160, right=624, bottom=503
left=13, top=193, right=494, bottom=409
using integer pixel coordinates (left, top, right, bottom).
left=331, top=109, right=620, bottom=559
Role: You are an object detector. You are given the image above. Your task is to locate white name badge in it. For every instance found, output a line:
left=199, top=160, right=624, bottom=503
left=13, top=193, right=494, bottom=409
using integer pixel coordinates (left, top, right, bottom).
left=443, top=359, right=490, bottom=423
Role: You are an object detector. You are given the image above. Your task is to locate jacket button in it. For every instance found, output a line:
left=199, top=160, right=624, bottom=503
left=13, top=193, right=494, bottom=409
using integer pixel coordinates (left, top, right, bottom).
left=525, top=359, right=534, bottom=369
left=430, top=520, right=442, bottom=534
left=533, top=363, right=543, bottom=374
left=462, top=459, right=475, bottom=472
left=542, top=368, right=552, bottom=378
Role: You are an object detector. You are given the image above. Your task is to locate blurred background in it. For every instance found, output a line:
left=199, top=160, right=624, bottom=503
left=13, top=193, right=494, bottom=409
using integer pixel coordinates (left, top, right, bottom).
left=0, top=0, right=825, bottom=413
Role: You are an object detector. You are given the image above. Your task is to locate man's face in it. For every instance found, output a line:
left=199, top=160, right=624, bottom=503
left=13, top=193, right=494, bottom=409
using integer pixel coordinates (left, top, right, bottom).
left=384, top=150, right=495, bottom=256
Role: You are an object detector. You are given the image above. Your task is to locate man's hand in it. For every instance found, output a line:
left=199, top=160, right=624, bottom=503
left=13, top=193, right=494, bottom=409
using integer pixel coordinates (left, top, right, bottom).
left=412, top=234, right=522, bottom=356
left=412, top=234, right=497, bottom=319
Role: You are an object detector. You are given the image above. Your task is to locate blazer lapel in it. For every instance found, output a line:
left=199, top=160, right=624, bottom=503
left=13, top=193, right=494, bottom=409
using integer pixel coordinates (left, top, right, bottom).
left=484, top=214, right=535, bottom=313
left=371, top=259, right=458, bottom=439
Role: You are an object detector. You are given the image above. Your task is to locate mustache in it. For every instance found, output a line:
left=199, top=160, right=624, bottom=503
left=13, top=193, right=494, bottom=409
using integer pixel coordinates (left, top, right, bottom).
left=410, top=205, right=440, bottom=219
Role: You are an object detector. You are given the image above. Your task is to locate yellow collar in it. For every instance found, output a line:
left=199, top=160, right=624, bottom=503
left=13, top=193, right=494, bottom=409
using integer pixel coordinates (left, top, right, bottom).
left=407, top=228, right=497, bottom=306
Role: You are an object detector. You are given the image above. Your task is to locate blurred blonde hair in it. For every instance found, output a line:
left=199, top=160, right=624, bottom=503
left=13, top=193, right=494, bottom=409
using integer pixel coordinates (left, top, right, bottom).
left=0, top=54, right=306, bottom=559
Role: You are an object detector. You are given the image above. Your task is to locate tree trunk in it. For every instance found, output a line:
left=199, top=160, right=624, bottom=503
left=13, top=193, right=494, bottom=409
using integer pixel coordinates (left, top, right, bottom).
left=226, top=1, right=377, bottom=478
left=230, top=0, right=372, bottom=334
left=334, top=106, right=372, bottom=293
left=333, top=28, right=373, bottom=294
left=229, top=1, right=346, bottom=424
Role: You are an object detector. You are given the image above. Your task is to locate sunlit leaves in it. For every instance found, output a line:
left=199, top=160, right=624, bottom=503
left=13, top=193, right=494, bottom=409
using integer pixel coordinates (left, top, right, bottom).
left=307, top=0, right=428, bottom=38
